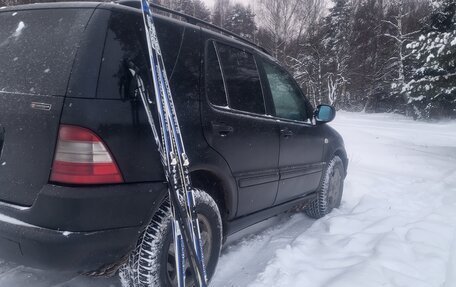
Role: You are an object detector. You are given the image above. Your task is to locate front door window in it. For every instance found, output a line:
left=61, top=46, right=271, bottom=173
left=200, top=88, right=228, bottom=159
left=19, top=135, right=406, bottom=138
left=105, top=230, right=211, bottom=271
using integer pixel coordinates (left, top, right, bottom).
left=263, top=61, right=308, bottom=122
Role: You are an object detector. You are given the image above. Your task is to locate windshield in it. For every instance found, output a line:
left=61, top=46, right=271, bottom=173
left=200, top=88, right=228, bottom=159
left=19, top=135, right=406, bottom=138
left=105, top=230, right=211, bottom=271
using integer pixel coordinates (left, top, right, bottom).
left=0, top=8, right=92, bottom=96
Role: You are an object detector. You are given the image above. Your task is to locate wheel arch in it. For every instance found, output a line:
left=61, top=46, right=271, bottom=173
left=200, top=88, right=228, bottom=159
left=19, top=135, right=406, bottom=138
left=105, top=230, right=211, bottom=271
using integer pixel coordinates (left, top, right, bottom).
left=190, top=168, right=237, bottom=237
left=324, top=137, right=348, bottom=178
left=333, top=148, right=348, bottom=176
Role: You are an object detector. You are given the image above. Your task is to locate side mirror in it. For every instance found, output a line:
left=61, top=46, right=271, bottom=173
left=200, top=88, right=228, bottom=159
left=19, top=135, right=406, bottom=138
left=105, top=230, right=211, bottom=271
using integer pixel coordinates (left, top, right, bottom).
left=315, top=104, right=336, bottom=124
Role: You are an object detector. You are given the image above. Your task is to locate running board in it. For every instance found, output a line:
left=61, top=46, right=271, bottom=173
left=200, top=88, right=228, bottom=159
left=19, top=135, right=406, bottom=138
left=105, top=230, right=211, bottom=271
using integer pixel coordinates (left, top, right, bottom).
left=226, top=192, right=317, bottom=236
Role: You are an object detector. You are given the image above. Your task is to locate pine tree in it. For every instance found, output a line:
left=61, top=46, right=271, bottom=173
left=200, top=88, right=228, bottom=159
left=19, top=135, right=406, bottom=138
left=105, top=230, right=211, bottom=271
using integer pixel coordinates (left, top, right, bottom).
left=349, top=0, right=385, bottom=111
left=158, top=0, right=211, bottom=21
left=212, top=0, right=231, bottom=28
left=403, top=0, right=456, bottom=119
left=322, top=0, right=353, bottom=107
left=380, top=0, right=426, bottom=114
left=223, top=4, right=256, bottom=40
left=182, top=0, right=211, bottom=22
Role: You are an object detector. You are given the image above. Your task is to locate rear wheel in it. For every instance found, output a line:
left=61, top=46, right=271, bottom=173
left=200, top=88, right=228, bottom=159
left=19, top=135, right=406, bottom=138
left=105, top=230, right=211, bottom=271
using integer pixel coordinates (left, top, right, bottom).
left=120, top=189, right=222, bottom=287
left=305, top=156, right=345, bottom=219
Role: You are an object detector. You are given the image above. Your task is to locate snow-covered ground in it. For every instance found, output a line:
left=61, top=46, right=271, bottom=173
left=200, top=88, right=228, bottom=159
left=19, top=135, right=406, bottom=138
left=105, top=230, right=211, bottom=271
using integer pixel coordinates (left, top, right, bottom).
left=212, top=112, right=456, bottom=287
left=0, top=111, right=455, bottom=286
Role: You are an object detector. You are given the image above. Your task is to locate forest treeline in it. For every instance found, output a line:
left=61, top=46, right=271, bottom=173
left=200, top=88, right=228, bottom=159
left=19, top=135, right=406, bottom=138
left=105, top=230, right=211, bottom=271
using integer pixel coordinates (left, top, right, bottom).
left=1, top=0, right=454, bottom=119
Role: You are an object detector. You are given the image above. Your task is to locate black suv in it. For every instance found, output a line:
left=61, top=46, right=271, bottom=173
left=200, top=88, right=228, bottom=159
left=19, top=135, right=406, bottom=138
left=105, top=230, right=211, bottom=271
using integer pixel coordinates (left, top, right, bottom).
left=0, top=2, right=348, bottom=286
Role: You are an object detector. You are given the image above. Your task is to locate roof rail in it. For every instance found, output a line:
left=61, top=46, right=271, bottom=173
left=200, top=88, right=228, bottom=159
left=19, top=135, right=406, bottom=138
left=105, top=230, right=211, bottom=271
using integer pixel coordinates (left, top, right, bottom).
left=116, top=0, right=270, bottom=55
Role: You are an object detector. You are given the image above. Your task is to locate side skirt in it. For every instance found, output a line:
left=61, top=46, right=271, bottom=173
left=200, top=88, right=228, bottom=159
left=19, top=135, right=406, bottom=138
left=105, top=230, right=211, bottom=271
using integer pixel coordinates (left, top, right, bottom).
left=225, top=192, right=317, bottom=236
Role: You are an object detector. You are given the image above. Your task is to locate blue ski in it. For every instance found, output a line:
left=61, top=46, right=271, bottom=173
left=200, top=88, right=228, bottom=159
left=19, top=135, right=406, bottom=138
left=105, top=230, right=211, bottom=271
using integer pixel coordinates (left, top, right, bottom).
left=138, top=0, right=208, bottom=286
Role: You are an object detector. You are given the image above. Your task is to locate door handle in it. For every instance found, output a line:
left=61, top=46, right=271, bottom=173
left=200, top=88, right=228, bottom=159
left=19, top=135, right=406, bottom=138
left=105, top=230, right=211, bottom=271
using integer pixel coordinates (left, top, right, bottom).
left=211, top=121, right=233, bottom=137
left=280, top=128, right=293, bottom=138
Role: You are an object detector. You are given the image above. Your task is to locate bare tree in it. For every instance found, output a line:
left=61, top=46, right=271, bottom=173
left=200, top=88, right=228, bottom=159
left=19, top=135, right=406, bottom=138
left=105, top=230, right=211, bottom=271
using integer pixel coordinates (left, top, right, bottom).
left=256, top=0, right=325, bottom=61
left=289, top=40, right=325, bottom=107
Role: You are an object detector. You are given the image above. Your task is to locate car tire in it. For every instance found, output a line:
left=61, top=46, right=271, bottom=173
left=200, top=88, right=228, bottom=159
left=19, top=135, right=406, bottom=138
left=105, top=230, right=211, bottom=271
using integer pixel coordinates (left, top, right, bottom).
left=305, top=156, right=345, bottom=219
left=120, top=189, right=222, bottom=287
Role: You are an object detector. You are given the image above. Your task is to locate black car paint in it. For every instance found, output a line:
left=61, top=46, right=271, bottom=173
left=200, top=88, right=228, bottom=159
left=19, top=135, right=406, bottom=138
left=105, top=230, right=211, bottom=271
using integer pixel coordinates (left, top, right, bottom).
left=0, top=2, right=347, bottom=272
left=0, top=93, right=64, bottom=206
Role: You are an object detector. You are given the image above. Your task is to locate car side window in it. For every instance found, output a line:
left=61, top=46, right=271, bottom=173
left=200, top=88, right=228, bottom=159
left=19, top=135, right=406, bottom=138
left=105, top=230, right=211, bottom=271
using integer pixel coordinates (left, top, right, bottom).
left=206, top=41, right=228, bottom=107
left=216, top=42, right=265, bottom=115
left=97, top=11, right=150, bottom=100
left=98, top=12, right=183, bottom=100
left=263, top=61, right=308, bottom=121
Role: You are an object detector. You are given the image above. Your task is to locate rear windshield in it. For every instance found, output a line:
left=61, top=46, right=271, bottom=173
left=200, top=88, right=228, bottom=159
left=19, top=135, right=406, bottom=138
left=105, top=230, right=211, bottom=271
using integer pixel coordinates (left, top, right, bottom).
left=0, top=9, right=93, bottom=96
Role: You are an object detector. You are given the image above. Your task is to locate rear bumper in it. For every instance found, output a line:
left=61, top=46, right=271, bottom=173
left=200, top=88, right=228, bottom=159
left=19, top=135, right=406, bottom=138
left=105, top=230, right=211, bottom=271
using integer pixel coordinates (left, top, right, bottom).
left=0, top=218, right=140, bottom=272
left=0, top=182, right=168, bottom=272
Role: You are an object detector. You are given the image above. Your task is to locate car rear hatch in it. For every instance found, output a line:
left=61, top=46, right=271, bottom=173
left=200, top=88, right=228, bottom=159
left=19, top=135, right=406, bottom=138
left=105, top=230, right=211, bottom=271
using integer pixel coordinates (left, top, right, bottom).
left=0, top=7, right=95, bottom=206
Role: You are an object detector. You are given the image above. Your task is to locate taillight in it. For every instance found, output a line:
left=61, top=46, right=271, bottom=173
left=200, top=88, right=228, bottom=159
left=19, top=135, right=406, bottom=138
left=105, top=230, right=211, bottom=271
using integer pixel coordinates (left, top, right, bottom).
left=50, top=125, right=124, bottom=185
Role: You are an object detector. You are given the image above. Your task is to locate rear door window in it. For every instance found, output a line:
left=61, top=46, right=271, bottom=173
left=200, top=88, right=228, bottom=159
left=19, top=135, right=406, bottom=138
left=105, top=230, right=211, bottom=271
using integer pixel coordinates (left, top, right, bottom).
left=215, top=42, right=265, bottom=115
left=97, top=11, right=149, bottom=100
left=0, top=9, right=93, bottom=96
left=205, top=41, right=228, bottom=107
left=97, top=11, right=184, bottom=100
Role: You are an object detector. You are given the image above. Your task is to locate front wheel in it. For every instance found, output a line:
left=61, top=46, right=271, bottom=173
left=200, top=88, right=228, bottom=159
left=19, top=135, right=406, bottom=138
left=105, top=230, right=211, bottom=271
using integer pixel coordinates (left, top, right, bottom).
left=120, top=189, right=223, bottom=287
left=304, top=156, right=345, bottom=219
